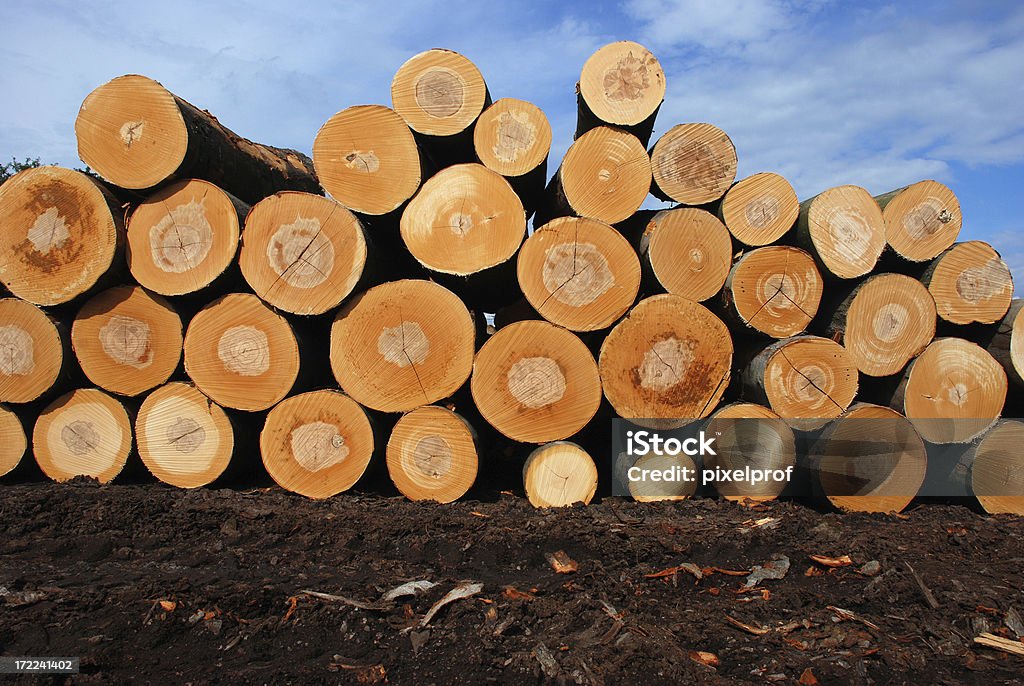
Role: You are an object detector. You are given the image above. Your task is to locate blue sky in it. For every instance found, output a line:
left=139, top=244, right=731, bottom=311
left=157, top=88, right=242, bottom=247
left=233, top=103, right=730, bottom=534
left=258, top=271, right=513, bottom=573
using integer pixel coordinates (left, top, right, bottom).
left=2, top=0, right=1023, bottom=281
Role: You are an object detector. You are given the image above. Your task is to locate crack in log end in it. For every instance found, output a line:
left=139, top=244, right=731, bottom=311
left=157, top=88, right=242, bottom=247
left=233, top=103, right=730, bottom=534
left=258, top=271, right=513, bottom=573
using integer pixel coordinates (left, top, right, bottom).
left=62, top=419, right=99, bottom=456
left=410, top=435, right=453, bottom=479
left=217, top=326, right=270, bottom=377
left=872, top=303, right=910, bottom=344
left=267, top=217, right=335, bottom=289
left=603, top=51, right=649, bottom=102
left=27, top=207, right=71, bottom=254
left=638, top=337, right=694, bottom=392
left=150, top=199, right=214, bottom=274
left=507, top=357, right=567, bottom=409
left=119, top=120, right=145, bottom=148
left=166, top=416, right=206, bottom=454
left=541, top=242, right=614, bottom=308
left=290, top=420, right=349, bottom=472
left=344, top=151, right=380, bottom=174
left=377, top=322, right=429, bottom=369
left=493, top=112, right=535, bottom=164
left=745, top=197, right=780, bottom=229
left=0, top=325, right=35, bottom=376
left=903, top=198, right=947, bottom=239
left=415, top=69, right=465, bottom=118
left=99, top=314, right=154, bottom=370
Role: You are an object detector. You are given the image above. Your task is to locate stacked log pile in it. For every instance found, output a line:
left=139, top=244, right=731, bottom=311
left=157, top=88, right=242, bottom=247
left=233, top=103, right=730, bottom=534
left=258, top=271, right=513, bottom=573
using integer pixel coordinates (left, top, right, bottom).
left=1, top=41, right=1021, bottom=515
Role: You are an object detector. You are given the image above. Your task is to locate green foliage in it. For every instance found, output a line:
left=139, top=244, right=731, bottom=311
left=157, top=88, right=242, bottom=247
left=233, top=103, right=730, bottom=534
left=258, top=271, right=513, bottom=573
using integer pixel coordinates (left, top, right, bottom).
left=0, top=157, right=43, bottom=185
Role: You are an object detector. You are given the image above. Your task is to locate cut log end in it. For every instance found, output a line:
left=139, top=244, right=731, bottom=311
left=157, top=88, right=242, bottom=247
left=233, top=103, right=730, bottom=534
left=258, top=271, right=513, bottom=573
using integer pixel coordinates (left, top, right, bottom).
left=925, top=241, right=1012, bottom=325
left=642, top=208, right=732, bottom=302
left=261, top=390, right=374, bottom=499
left=127, top=179, right=244, bottom=296
left=726, top=246, right=822, bottom=338
left=386, top=406, right=478, bottom=503
left=706, top=402, right=796, bottom=504
left=72, top=286, right=182, bottom=397
left=578, top=41, right=665, bottom=128
left=240, top=192, right=367, bottom=315
left=184, top=293, right=299, bottom=411
left=560, top=126, right=651, bottom=225
left=878, top=180, right=961, bottom=262
left=33, top=388, right=132, bottom=483
left=0, top=298, right=64, bottom=404
left=523, top=441, right=598, bottom=508
left=0, top=166, right=122, bottom=305
left=802, top=185, right=886, bottom=279
left=720, top=172, right=800, bottom=246
left=650, top=123, right=737, bottom=206
left=400, top=163, right=525, bottom=276
left=331, top=280, right=475, bottom=413
left=474, top=98, right=552, bottom=177
left=391, top=49, right=489, bottom=137
left=312, top=105, right=422, bottom=215
left=627, top=451, right=697, bottom=502
left=136, top=382, right=233, bottom=488
left=518, top=216, right=640, bottom=331
left=971, top=421, right=1024, bottom=515
left=0, top=405, right=27, bottom=477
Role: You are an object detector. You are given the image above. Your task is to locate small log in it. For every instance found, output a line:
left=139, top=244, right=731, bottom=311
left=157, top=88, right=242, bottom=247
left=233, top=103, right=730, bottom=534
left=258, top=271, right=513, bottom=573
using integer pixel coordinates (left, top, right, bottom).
left=71, top=286, right=183, bottom=397
left=535, top=126, right=651, bottom=226
left=575, top=41, right=665, bottom=146
left=920, top=241, right=1012, bottom=325
left=312, top=105, right=423, bottom=216
left=386, top=405, right=478, bottom=503
left=718, top=172, right=799, bottom=246
left=810, top=403, right=927, bottom=513
left=891, top=337, right=1006, bottom=444
left=742, top=335, right=858, bottom=431
left=639, top=208, right=732, bottom=302
left=471, top=320, right=601, bottom=443
left=985, top=299, right=1024, bottom=389
left=523, top=441, right=598, bottom=508
left=330, top=280, right=475, bottom=413
left=135, top=381, right=234, bottom=488
left=32, top=387, right=132, bottom=483
left=473, top=98, right=552, bottom=217
left=875, top=180, right=960, bottom=262
left=963, top=420, right=1024, bottom=515
left=721, top=246, right=822, bottom=339
left=795, top=185, right=886, bottom=280
left=517, top=216, right=640, bottom=331
left=705, top=402, right=796, bottom=504
left=240, top=192, right=369, bottom=315
left=183, top=293, right=299, bottom=411
left=0, top=298, right=69, bottom=404
left=821, top=273, right=935, bottom=377
left=0, top=166, right=125, bottom=305
left=75, top=74, right=319, bottom=203
left=599, top=295, right=733, bottom=424
left=0, top=404, right=27, bottom=477
left=260, top=389, right=374, bottom=499
left=649, top=123, right=738, bottom=206
left=126, top=179, right=248, bottom=297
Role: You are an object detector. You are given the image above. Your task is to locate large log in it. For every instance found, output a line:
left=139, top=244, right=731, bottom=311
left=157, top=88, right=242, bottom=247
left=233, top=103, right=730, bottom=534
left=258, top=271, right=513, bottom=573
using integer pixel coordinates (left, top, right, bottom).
left=71, top=285, right=183, bottom=397
left=742, top=335, right=858, bottom=431
left=471, top=320, right=601, bottom=443
left=0, top=166, right=125, bottom=305
left=0, top=404, right=27, bottom=477
left=704, top=402, right=796, bottom=504
left=517, top=216, right=640, bottom=331
left=0, top=298, right=70, bottom=404
left=721, top=246, right=822, bottom=339
left=960, top=420, right=1024, bottom=515
left=126, top=179, right=248, bottom=297
left=875, top=180, right=961, bottom=262
left=820, top=273, right=935, bottom=377
left=920, top=241, right=1012, bottom=325
left=639, top=208, right=732, bottom=302
left=32, top=387, right=133, bottom=483
left=473, top=98, right=552, bottom=217
left=599, top=295, right=733, bottom=424
left=523, top=441, right=598, bottom=508
left=575, top=41, right=665, bottom=146
left=795, top=185, right=886, bottom=280
left=330, top=280, right=475, bottom=413
left=135, top=382, right=234, bottom=488
left=649, top=123, right=738, bottom=206
left=76, top=74, right=320, bottom=203
left=718, top=172, right=799, bottom=246
left=985, top=299, right=1024, bottom=389
left=312, top=105, right=424, bottom=216
left=240, top=192, right=369, bottom=315
left=183, top=293, right=300, bottom=411
left=386, top=405, right=478, bottom=503
left=260, top=389, right=374, bottom=499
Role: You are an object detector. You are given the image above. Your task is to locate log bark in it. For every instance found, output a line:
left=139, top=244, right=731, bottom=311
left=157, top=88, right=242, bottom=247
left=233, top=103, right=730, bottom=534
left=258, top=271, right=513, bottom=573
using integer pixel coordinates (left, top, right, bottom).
left=523, top=441, right=598, bottom=508
left=875, top=180, right=961, bottom=262
left=0, top=166, right=125, bottom=305
left=820, top=273, right=935, bottom=377
left=386, top=405, right=478, bottom=503
left=704, top=402, right=796, bottom=504
left=795, top=185, right=886, bottom=280
left=330, top=280, right=476, bottom=413
left=135, top=381, right=234, bottom=488
left=534, top=126, right=651, bottom=227
left=240, top=192, right=370, bottom=315
left=76, top=74, right=320, bottom=203
left=471, top=320, right=601, bottom=443
left=599, top=295, right=733, bottom=424
left=0, top=298, right=73, bottom=404
left=575, top=41, right=665, bottom=146
left=473, top=98, right=551, bottom=218
left=741, top=335, right=858, bottom=431
left=920, top=241, right=1012, bottom=325
left=810, top=403, right=927, bottom=513
left=984, top=298, right=1024, bottom=389
left=183, top=293, right=300, bottom=411
left=71, top=286, right=183, bottom=397
left=0, top=404, right=27, bottom=478
left=639, top=208, right=732, bottom=302
left=958, top=420, right=1024, bottom=515
left=649, top=123, right=737, bottom=206
left=260, top=389, right=375, bottom=499
left=718, top=172, right=799, bottom=246
left=126, top=179, right=248, bottom=297
left=312, top=105, right=424, bottom=216
left=32, top=387, right=133, bottom=483
left=720, top=246, right=822, bottom=339
left=517, top=216, right=640, bottom=331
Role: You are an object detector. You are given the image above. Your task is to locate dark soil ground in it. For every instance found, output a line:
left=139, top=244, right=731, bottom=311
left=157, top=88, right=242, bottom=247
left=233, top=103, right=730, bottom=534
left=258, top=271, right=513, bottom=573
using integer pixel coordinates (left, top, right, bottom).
left=1, top=482, right=1023, bottom=685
